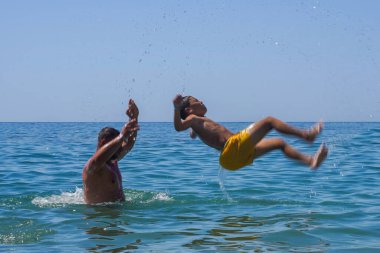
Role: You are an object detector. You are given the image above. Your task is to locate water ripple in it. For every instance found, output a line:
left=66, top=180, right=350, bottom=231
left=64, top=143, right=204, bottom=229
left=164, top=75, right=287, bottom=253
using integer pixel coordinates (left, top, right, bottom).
left=1, top=122, right=380, bottom=251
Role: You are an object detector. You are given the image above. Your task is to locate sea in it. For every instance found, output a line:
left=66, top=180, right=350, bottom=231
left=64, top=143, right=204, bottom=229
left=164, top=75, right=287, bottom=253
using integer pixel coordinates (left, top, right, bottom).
left=0, top=122, right=379, bottom=252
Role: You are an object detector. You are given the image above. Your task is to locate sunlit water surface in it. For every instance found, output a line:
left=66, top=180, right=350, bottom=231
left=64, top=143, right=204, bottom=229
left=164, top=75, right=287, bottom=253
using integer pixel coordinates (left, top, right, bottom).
left=1, top=122, right=379, bottom=252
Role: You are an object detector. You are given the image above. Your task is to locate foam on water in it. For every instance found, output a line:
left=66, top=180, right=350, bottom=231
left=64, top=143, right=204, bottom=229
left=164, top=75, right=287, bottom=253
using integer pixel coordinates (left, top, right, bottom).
left=31, top=187, right=173, bottom=207
left=32, top=187, right=85, bottom=206
left=149, top=192, right=173, bottom=202
left=124, top=189, right=173, bottom=204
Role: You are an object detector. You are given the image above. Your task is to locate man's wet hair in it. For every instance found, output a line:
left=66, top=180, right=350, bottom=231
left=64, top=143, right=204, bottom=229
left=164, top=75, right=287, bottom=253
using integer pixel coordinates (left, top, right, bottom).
left=179, top=96, right=191, bottom=120
left=98, top=127, right=120, bottom=146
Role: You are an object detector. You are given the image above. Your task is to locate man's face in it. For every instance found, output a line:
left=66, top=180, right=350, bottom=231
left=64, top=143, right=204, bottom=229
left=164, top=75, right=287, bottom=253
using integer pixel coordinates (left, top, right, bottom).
left=187, top=96, right=207, bottom=116
left=98, top=136, right=123, bottom=161
left=99, top=136, right=114, bottom=148
left=110, top=146, right=123, bottom=161
left=100, top=136, right=124, bottom=161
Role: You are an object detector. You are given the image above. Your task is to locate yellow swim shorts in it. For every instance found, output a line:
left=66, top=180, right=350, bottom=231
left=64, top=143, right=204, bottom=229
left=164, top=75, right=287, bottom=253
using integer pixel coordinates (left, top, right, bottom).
left=219, top=129, right=256, bottom=170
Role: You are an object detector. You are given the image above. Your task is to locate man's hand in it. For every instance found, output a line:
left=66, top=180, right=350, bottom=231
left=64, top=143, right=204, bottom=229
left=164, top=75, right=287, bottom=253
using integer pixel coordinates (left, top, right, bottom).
left=173, top=94, right=183, bottom=110
left=121, top=119, right=139, bottom=139
left=126, top=99, right=139, bottom=119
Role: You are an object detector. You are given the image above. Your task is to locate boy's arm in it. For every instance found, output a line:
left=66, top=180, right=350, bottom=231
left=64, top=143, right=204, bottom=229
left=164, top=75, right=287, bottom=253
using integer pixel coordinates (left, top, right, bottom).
left=173, top=108, right=194, bottom=131
left=173, top=94, right=194, bottom=131
left=190, top=128, right=197, bottom=139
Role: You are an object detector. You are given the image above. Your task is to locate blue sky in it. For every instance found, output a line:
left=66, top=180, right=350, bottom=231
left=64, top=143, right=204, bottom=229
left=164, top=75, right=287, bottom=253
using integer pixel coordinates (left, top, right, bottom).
left=1, top=0, right=379, bottom=122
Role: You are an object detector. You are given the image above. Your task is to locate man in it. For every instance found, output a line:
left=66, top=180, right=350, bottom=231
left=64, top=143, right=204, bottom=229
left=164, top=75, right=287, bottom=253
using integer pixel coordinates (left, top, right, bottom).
left=82, top=99, right=139, bottom=204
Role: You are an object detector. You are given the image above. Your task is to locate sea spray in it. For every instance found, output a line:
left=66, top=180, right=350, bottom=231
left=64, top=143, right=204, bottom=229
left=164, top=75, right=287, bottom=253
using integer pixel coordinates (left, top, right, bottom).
left=32, top=188, right=173, bottom=207
left=218, top=167, right=234, bottom=203
left=32, top=187, right=85, bottom=207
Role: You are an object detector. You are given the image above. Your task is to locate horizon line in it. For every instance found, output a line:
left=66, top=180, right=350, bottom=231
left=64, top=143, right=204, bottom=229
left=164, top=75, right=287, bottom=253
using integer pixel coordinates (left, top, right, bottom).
left=1, top=121, right=379, bottom=123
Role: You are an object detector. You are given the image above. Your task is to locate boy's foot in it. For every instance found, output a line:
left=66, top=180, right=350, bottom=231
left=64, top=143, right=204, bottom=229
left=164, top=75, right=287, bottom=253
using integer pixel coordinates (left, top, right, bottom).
left=305, top=122, right=323, bottom=143
left=310, top=143, right=328, bottom=170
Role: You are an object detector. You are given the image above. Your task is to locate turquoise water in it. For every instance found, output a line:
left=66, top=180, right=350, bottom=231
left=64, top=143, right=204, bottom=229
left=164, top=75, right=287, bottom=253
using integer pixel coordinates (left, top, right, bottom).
left=1, top=122, right=379, bottom=252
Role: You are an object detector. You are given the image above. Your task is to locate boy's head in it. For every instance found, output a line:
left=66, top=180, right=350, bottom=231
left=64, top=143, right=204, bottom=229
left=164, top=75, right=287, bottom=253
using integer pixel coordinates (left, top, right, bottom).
left=179, top=96, right=207, bottom=119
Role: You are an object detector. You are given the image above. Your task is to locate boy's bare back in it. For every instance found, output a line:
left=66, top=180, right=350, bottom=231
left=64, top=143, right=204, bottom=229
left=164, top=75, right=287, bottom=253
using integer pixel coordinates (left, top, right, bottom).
left=173, top=95, right=233, bottom=150
left=189, top=116, right=233, bottom=150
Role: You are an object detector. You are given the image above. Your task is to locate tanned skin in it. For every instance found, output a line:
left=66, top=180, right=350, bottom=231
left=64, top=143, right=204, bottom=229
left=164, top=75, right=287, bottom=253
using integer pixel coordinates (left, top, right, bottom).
left=173, top=95, right=328, bottom=169
left=83, top=99, right=139, bottom=204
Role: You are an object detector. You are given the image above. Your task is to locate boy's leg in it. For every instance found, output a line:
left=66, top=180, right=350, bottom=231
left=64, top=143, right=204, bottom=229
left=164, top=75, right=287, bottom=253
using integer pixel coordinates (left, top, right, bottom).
left=253, top=138, right=328, bottom=169
left=246, top=116, right=322, bottom=146
left=254, top=138, right=312, bottom=165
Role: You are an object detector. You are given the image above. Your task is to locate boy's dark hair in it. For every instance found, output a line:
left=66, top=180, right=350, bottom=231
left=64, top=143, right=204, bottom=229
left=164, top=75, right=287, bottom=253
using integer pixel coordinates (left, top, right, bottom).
left=179, top=96, right=191, bottom=120
left=98, top=127, right=120, bottom=145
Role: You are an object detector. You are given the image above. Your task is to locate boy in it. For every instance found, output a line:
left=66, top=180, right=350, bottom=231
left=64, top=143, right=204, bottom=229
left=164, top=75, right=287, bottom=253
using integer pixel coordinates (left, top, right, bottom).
left=82, top=99, right=139, bottom=204
left=173, top=95, right=328, bottom=171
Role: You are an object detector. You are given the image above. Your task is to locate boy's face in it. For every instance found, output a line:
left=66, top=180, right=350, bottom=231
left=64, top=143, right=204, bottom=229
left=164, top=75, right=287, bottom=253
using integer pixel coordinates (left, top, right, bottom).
left=187, top=96, right=207, bottom=116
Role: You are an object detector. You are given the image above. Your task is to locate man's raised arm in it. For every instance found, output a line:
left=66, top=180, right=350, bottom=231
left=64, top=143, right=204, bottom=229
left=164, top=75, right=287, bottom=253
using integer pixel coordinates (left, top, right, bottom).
left=89, top=120, right=138, bottom=171
left=117, top=99, right=140, bottom=161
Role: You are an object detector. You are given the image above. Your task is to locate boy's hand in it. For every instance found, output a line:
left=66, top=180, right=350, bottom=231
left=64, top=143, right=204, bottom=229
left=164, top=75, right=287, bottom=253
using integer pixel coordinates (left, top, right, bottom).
left=173, top=94, right=183, bottom=110
left=126, top=99, right=139, bottom=119
left=190, top=129, right=197, bottom=139
left=121, top=119, right=139, bottom=138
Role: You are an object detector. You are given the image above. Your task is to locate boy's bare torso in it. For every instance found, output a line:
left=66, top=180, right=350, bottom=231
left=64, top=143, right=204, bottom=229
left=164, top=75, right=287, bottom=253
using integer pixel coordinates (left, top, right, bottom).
left=82, top=161, right=125, bottom=204
left=191, top=116, right=234, bottom=150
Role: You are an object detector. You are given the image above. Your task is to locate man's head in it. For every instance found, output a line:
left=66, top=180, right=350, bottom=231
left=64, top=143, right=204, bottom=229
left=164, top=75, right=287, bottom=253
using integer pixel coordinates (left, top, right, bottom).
left=97, top=127, right=124, bottom=161
left=179, top=96, right=207, bottom=119
left=97, top=127, right=120, bottom=148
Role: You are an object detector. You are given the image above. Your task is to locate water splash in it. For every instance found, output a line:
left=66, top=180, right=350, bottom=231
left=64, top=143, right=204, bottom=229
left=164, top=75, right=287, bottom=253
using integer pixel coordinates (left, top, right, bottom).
left=32, top=187, right=85, bottom=207
left=218, top=167, right=234, bottom=202
left=124, top=189, right=173, bottom=204
left=146, top=192, right=173, bottom=203
left=31, top=188, right=173, bottom=207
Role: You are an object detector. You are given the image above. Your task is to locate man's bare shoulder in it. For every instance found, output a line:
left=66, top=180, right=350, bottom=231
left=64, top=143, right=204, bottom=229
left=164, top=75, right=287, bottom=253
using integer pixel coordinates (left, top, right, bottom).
left=83, top=158, right=102, bottom=176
